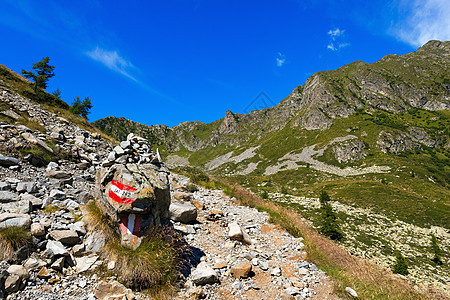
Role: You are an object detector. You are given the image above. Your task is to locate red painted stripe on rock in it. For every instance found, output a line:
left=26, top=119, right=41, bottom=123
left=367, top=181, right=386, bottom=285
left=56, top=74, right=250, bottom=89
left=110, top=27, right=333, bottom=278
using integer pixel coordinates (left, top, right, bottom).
left=112, top=180, right=137, bottom=192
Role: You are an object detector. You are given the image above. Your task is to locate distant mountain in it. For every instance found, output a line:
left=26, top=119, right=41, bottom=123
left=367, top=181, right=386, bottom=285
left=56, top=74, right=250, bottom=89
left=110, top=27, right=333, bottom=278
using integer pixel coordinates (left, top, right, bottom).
left=94, top=41, right=450, bottom=291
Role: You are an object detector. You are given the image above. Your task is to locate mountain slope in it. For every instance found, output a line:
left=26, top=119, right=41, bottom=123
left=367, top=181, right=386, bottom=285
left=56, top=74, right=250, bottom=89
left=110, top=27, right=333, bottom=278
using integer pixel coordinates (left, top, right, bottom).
left=94, top=40, right=450, bottom=293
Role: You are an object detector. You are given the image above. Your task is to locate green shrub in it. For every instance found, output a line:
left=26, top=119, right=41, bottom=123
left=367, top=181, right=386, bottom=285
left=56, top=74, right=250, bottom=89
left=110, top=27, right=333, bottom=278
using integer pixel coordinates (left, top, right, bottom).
left=318, top=191, right=343, bottom=241
left=185, top=184, right=199, bottom=193
left=430, top=234, right=443, bottom=265
left=392, top=251, right=409, bottom=275
left=261, top=190, right=269, bottom=199
left=191, top=173, right=210, bottom=183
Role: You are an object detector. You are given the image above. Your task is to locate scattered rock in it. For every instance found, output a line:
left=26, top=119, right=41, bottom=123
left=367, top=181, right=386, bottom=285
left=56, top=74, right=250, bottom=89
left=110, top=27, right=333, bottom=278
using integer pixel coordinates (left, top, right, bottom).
left=169, top=202, right=198, bottom=223
left=230, top=263, right=252, bottom=279
left=191, top=262, right=219, bottom=285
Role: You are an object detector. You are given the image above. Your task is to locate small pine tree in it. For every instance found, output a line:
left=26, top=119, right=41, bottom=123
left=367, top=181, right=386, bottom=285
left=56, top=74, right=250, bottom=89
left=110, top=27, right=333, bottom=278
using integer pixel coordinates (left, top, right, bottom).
left=430, top=234, right=442, bottom=265
left=52, top=88, right=62, bottom=99
left=22, top=57, right=55, bottom=93
left=70, top=96, right=93, bottom=119
left=319, top=191, right=343, bottom=241
left=392, top=251, right=409, bottom=275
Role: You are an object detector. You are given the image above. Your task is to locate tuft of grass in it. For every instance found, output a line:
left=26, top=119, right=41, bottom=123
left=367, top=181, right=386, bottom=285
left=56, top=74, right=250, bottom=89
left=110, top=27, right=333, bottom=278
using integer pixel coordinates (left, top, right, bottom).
left=83, top=200, right=189, bottom=297
left=0, top=227, right=32, bottom=261
left=42, top=205, right=61, bottom=214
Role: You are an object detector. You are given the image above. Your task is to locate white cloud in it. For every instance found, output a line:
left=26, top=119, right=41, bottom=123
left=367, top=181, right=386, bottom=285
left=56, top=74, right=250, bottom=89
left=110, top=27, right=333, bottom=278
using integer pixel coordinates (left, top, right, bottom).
left=276, top=52, right=286, bottom=67
left=86, top=46, right=136, bottom=81
left=392, top=0, right=450, bottom=47
left=327, top=28, right=344, bottom=39
left=326, top=28, right=349, bottom=51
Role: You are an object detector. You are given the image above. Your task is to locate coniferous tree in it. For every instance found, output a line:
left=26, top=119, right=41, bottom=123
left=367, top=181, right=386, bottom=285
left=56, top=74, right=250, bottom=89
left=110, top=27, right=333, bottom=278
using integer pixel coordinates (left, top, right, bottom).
left=319, top=191, right=343, bottom=240
left=70, top=96, right=93, bottom=119
left=430, top=234, right=442, bottom=265
left=392, top=251, right=409, bottom=275
left=52, top=88, right=62, bottom=99
left=22, top=57, right=55, bottom=93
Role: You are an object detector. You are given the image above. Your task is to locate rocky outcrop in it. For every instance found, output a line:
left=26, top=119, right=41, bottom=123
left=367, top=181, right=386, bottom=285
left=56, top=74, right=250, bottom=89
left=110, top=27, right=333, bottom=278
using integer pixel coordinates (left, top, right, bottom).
left=376, top=127, right=440, bottom=154
left=333, top=139, right=367, bottom=163
left=96, top=134, right=171, bottom=250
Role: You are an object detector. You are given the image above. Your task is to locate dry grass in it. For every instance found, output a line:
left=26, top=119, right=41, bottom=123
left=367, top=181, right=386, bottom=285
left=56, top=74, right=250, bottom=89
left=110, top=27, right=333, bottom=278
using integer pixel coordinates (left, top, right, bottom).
left=0, top=227, right=32, bottom=261
left=196, top=176, right=444, bottom=300
left=83, top=200, right=189, bottom=297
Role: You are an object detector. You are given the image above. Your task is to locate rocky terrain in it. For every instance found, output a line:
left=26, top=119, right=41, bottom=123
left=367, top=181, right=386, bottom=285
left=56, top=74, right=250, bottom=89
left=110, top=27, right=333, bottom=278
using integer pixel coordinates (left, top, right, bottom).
left=0, top=81, right=346, bottom=299
left=170, top=174, right=336, bottom=300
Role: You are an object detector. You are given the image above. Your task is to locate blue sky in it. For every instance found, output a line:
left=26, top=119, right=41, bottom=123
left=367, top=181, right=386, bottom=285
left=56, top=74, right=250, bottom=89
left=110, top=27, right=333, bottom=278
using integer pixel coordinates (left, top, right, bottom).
left=0, top=0, right=449, bottom=127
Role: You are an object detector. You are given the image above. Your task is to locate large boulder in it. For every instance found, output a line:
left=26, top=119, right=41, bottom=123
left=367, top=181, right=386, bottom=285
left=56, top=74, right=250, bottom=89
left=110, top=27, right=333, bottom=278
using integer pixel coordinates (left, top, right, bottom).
left=96, top=135, right=170, bottom=250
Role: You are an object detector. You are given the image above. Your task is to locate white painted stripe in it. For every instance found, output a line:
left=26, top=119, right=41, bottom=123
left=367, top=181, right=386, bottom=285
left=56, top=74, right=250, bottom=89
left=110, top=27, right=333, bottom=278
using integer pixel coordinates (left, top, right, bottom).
left=127, top=214, right=136, bottom=235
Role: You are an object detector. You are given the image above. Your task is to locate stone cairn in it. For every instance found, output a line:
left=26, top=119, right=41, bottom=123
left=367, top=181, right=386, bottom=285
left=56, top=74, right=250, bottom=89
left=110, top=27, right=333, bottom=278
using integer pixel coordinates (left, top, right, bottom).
left=96, top=133, right=171, bottom=250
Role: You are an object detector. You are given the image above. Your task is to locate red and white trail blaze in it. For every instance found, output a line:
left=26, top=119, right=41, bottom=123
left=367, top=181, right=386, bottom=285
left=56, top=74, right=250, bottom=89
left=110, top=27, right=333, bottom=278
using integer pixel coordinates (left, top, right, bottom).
left=120, top=214, right=142, bottom=236
left=108, top=180, right=137, bottom=204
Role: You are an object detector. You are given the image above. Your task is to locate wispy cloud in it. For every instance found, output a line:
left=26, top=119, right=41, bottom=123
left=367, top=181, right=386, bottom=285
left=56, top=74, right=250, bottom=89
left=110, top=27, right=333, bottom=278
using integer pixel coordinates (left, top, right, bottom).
left=327, top=27, right=349, bottom=51
left=276, top=52, right=286, bottom=67
left=86, top=47, right=136, bottom=81
left=392, top=0, right=450, bottom=47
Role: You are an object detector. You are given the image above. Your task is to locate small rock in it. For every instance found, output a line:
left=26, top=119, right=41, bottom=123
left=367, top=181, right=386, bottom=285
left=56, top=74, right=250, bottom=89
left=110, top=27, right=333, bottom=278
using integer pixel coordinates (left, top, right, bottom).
left=49, top=230, right=80, bottom=245
left=271, top=267, right=282, bottom=276
left=191, top=262, right=219, bottom=285
left=169, top=202, right=198, bottom=223
left=230, top=263, right=252, bottom=279
left=95, top=280, right=135, bottom=300
left=345, top=287, right=358, bottom=297
left=31, top=223, right=46, bottom=237
left=228, top=222, right=252, bottom=245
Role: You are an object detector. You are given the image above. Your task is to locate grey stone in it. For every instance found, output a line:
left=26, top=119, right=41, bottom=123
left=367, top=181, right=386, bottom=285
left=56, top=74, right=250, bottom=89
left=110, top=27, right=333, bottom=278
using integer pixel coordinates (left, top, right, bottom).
left=113, top=146, right=124, bottom=155
left=0, top=213, right=31, bottom=228
left=75, top=254, right=99, bottom=273
left=16, top=182, right=37, bottom=193
left=24, top=257, right=46, bottom=271
left=107, top=151, right=116, bottom=161
left=0, top=181, right=11, bottom=191
left=0, top=155, right=19, bottom=167
left=84, top=231, right=105, bottom=253
left=49, top=189, right=66, bottom=200
left=21, top=193, right=43, bottom=207
left=68, top=221, right=86, bottom=235
left=7, top=265, right=30, bottom=280
left=49, top=230, right=80, bottom=245
left=0, top=191, right=19, bottom=203
left=169, top=202, right=198, bottom=223
left=51, top=257, right=65, bottom=271
left=72, top=244, right=85, bottom=256
left=4, top=274, right=22, bottom=293
left=46, top=240, right=68, bottom=256
left=271, top=267, right=282, bottom=276
left=1, top=199, right=32, bottom=214
left=228, top=222, right=252, bottom=245
left=31, top=223, right=46, bottom=237
left=120, top=140, right=131, bottom=149
left=191, top=262, right=219, bottom=285
left=21, top=132, right=54, bottom=153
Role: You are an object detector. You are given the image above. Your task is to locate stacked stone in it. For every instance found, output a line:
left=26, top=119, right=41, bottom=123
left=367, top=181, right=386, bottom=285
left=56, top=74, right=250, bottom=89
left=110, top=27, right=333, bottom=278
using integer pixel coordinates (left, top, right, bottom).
left=101, top=133, right=162, bottom=167
left=96, top=134, right=170, bottom=250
